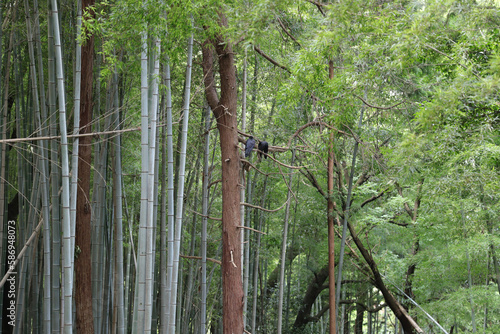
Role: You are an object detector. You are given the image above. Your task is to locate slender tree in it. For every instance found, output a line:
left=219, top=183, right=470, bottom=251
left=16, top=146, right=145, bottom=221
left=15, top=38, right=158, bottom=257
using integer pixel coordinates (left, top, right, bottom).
left=74, top=0, right=95, bottom=331
left=200, top=105, right=211, bottom=334
left=277, top=148, right=295, bottom=334
left=112, top=69, right=126, bottom=334
left=50, top=0, right=74, bottom=330
left=168, top=28, right=194, bottom=334
left=327, top=60, right=336, bottom=334
left=202, top=11, right=244, bottom=333
left=23, top=1, right=51, bottom=331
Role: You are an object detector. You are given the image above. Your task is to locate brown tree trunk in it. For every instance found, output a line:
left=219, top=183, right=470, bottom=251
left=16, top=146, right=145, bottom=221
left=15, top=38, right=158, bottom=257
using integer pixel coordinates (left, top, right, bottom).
left=327, top=60, right=337, bottom=334
left=74, top=0, right=94, bottom=332
left=201, top=13, right=244, bottom=334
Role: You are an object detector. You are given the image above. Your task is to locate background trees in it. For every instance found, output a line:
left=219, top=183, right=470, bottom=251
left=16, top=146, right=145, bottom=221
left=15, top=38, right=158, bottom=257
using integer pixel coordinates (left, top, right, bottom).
left=0, top=0, right=499, bottom=333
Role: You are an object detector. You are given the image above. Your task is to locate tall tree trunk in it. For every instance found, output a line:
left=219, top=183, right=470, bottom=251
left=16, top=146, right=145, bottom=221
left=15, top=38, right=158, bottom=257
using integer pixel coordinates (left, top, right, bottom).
left=327, top=60, right=336, bottom=334
left=160, top=62, right=170, bottom=334
left=277, top=148, right=295, bottom=334
left=168, top=29, right=194, bottom=334
left=461, top=207, right=477, bottom=333
left=240, top=49, right=248, bottom=330
left=328, top=131, right=337, bottom=334
left=164, top=58, right=175, bottom=331
left=23, top=0, right=51, bottom=331
left=47, top=8, right=61, bottom=331
left=49, top=0, right=74, bottom=330
left=74, top=0, right=95, bottom=331
left=145, top=35, right=160, bottom=333
left=134, top=25, right=149, bottom=332
left=200, top=105, right=211, bottom=334
left=201, top=12, right=244, bottom=333
left=112, top=69, right=125, bottom=334
left=251, top=176, right=267, bottom=332
left=336, top=106, right=364, bottom=313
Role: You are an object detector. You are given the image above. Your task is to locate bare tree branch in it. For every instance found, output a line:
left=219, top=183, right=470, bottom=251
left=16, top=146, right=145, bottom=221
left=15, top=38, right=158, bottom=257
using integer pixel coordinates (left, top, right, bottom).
left=253, top=45, right=291, bottom=73
left=241, top=199, right=289, bottom=213
left=237, top=225, right=267, bottom=235
left=180, top=254, right=221, bottom=265
left=276, top=16, right=302, bottom=47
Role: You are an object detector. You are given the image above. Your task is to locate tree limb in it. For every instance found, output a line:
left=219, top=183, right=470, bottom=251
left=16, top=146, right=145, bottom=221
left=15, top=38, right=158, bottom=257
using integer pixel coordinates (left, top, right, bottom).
left=361, top=187, right=390, bottom=208
left=253, top=45, right=291, bottom=73
left=276, top=16, right=302, bottom=47
left=240, top=199, right=289, bottom=213
left=355, top=95, right=405, bottom=110
left=304, top=0, right=326, bottom=16
left=180, top=254, right=221, bottom=266
left=299, top=167, right=326, bottom=199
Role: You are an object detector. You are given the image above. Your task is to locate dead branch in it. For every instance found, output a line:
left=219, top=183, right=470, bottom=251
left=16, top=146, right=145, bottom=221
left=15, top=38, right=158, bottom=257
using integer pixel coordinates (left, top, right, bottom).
left=237, top=225, right=267, bottom=235
left=189, top=209, right=222, bottom=221
left=0, top=126, right=141, bottom=144
left=180, top=254, right=221, bottom=266
left=241, top=199, right=289, bottom=213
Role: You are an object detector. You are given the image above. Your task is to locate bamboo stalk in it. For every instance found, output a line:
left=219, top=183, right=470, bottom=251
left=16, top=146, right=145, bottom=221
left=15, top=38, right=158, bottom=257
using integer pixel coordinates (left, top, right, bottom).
left=23, top=0, right=51, bottom=331
left=168, top=29, right=194, bottom=334
left=49, top=0, right=74, bottom=330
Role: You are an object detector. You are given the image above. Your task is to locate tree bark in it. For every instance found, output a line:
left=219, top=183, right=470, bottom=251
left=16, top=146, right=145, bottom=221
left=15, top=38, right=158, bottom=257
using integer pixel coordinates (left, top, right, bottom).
left=201, top=13, right=243, bottom=334
left=74, top=0, right=94, bottom=331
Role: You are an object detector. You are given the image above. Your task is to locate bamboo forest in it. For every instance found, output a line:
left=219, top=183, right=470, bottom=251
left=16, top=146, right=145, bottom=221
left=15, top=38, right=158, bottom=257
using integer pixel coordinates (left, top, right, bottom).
left=1, top=0, right=500, bottom=333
